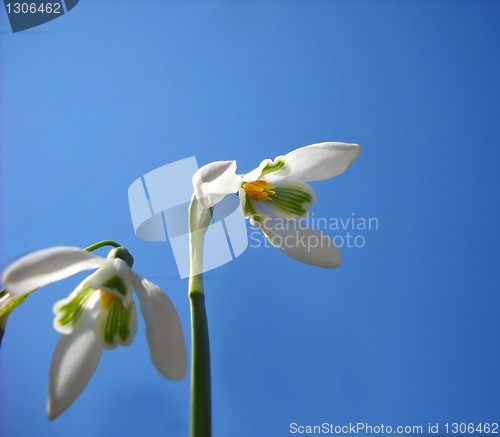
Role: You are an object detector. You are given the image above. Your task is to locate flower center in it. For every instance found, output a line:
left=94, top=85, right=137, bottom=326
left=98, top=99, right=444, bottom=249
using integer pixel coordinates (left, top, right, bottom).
left=100, top=290, right=116, bottom=309
left=242, top=180, right=276, bottom=201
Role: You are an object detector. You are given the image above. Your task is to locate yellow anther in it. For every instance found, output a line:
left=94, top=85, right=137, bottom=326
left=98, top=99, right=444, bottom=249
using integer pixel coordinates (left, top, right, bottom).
left=242, top=180, right=276, bottom=201
left=100, top=290, right=116, bottom=309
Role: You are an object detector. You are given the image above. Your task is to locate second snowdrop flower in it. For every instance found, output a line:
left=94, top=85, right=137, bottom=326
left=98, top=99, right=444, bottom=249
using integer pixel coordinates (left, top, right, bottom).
left=192, top=142, right=362, bottom=268
left=2, top=245, right=186, bottom=419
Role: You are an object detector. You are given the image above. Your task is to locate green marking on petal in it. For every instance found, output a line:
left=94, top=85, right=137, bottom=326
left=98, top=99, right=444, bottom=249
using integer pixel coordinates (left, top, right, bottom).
left=121, top=306, right=132, bottom=341
left=260, top=159, right=286, bottom=176
left=244, top=199, right=262, bottom=223
left=101, top=275, right=127, bottom=296
left=103, top=297, right=134, bottom=347
left=56, top=287, right=95, bottom=327
left=270, top=186, right=313, bottom=216
left=275, top=187, right=312, bottom=201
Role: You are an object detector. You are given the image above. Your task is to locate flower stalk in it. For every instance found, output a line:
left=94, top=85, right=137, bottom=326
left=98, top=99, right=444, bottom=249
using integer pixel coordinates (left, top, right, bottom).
left=188, top=195, right=212, bottom=437
left=0, top=289, right=28, bottom=348
left=83, top=240, right=121, bottom=252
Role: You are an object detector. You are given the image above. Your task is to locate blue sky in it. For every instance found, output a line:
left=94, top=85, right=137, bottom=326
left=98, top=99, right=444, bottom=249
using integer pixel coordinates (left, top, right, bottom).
left=1, top=1, right=499, bottom=436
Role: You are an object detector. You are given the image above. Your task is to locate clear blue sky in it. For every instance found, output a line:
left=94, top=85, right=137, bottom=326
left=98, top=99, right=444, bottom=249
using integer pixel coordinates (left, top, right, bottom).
left=1, top=1, right=499, bottom=436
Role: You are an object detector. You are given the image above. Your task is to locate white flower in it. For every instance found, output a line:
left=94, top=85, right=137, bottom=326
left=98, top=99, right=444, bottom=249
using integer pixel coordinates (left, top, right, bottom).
left=192, top=142, right=361, bottom=268
left=1, top=246, right=187, bottom=419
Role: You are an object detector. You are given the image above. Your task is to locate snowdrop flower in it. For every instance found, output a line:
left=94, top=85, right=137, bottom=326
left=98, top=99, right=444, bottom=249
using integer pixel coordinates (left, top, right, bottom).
left=1, top=246, right=186, bottom=419
left=193, top=142, right=361, bottom=268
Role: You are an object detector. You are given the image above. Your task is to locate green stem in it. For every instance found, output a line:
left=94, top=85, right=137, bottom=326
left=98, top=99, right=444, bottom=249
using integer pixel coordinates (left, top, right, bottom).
left=0, top=289, right=29, bottom=349
left=189, top=289, right=211, bottom=436
left=188, top=196, right=212, bottom=437
left=84, top=240, right=121, bottom=252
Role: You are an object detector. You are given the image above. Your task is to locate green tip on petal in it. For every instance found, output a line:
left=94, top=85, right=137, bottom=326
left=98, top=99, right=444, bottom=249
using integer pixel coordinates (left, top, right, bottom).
left=260, top=159, right=286, bottom=176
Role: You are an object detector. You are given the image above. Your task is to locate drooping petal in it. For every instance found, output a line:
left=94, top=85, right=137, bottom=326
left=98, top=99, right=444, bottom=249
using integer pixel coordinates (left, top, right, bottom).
left=269, top=142, right=362, bottom=183
left=192, top=160, right=242, bottom=208
left=260, top=217, right=341, bottom=268
left=47, top=303, right=102, bottom=420
left=130, top=272, right=187, bottom=380
left=86, top=259, right=133, bottom=307
left=1, top=247, right=106, bottom=297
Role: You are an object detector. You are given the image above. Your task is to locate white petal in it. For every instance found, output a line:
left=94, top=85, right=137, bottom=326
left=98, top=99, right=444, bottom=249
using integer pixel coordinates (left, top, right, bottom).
left=192, top=161, right=242, bottom=208
left=273, top=142, right=362, bottom=182
left=2, top=247, right=106, bottom=297
left=130, top=273, right=187, bottom=379
left=260, top=217, right=341, bottom=268
left=47, top=303, right=102, bottom=420
left=238, top=187, right=248, bottom=216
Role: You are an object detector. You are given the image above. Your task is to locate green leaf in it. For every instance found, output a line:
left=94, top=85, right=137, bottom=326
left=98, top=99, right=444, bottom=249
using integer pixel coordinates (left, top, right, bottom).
left=0, top=289, right=30, bottom=348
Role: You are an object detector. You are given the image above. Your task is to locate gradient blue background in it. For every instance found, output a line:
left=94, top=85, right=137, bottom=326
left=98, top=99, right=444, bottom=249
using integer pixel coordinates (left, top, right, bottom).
left=1, top=1, right=499, bottom=436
